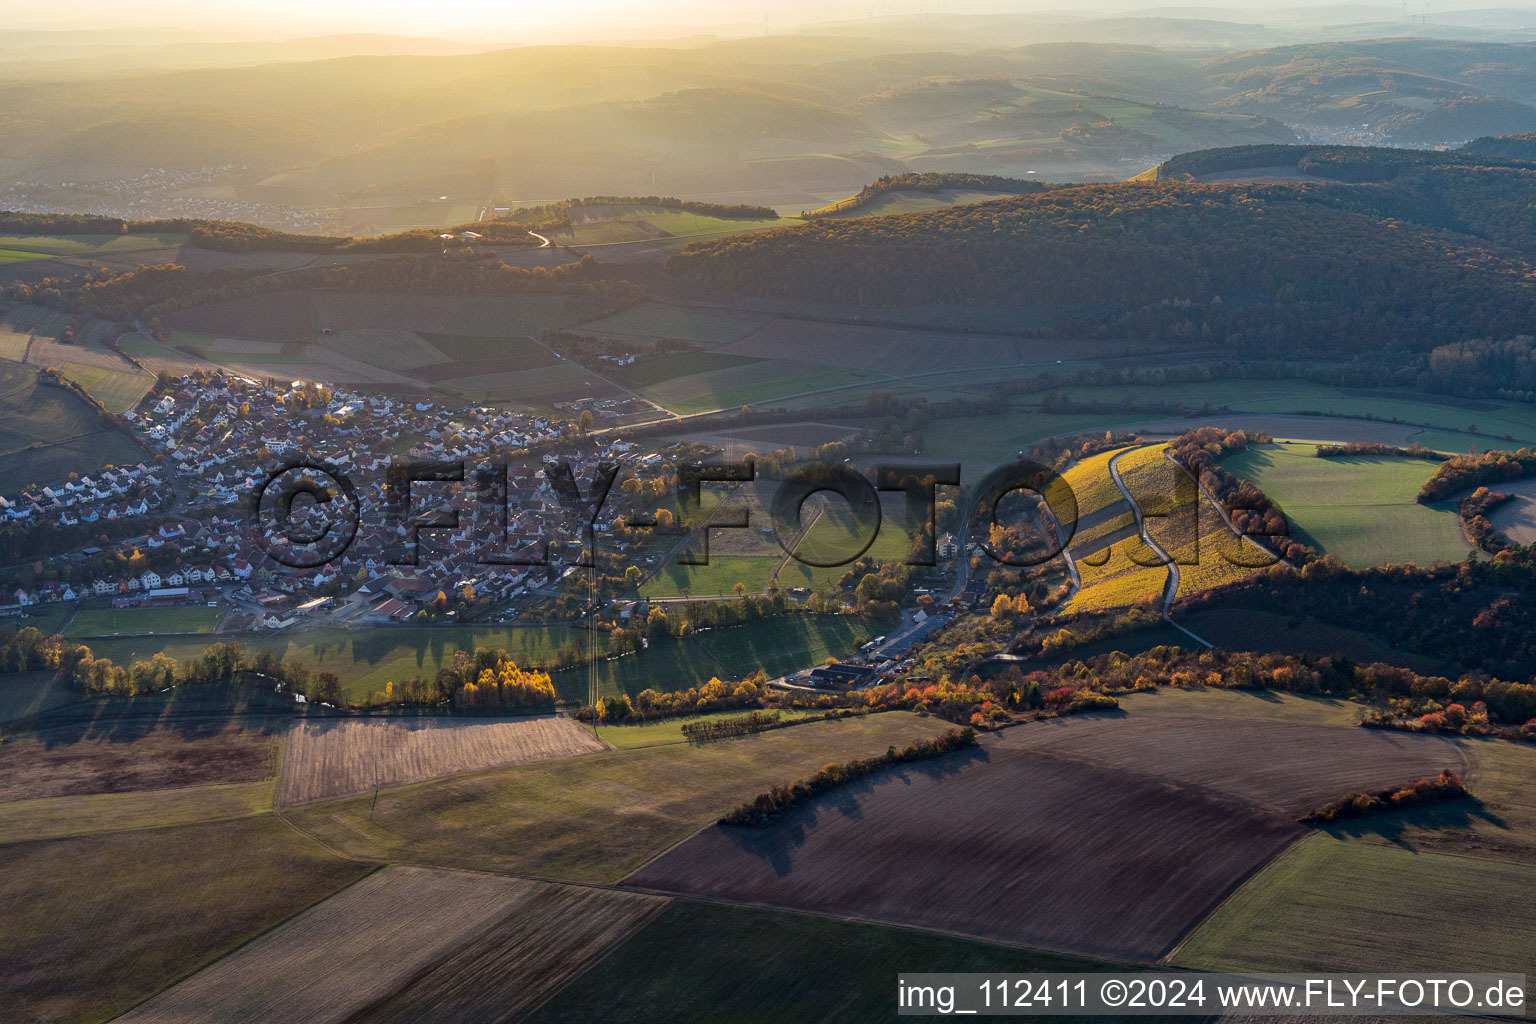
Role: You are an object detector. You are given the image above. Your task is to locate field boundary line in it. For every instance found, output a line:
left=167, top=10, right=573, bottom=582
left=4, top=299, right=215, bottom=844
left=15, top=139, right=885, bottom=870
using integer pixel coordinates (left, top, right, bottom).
left=1160, top=831, right=1316, bottom=965
left=274, top=806, right=385, bottom=865
left=497, top=895, right=672, bottom=1022
left=0, top=779, right=280, bottom=848
left=106, top=860, right=385, bottom=1022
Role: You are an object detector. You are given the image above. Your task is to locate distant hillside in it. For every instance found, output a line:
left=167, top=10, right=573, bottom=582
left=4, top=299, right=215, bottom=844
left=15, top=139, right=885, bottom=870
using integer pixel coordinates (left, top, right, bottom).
left=1461, top=132, right=1536, bottom=159
left=666, top=168, right=1536, bottom=353
left=1196, top=39, right=1536, bottom=143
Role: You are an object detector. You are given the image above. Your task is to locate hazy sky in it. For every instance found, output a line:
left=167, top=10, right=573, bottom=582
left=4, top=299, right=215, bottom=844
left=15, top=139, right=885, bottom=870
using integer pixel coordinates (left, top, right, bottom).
left=2, top=0, right=1422, bottom=41
left=7, top=0, right=949, bottom=38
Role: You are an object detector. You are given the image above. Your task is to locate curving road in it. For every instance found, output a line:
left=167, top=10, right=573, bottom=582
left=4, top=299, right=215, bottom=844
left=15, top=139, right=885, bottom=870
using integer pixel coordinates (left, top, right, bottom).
left=1107, top=448, right=1211, bottom=648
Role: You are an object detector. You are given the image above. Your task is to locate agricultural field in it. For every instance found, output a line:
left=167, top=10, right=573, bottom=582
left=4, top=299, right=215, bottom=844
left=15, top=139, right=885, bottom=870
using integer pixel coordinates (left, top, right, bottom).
left=0, top=779, right=277, bottom=844
left=1062, top=445, right=1137, bottom=521
left=83, top=623, right=598, bottom=703
left=54, top=362, right=155, bottom=413
left=529, top=899, right=1115, bottom=1024
left=0, top=717, right=280, bottom=803
left=575, top=303, right=769, bottom=346
left=1173, top=835, right=1536, bottom=980
left=557, top=206, right=796, bottom=255
left=1223, top=442, right=1470, bottom=567
left=64, top=605, right=223, bottom=637
left=347, top=881, right=666, bottom=1024
left=635, top=358, right=881, bottom=416
left=561, top=613, right=889, bottom=697
left=0, top=815, right=369, bottom=1024
left=319, top=328, right=449, bottom=370
left=276, top=715, right=606, bottom=806
left=0, top=247, right=47, bottom=265
left=865, top=379, right=1536, bottom=471
left=286, top=710, right=953, bottom=882
left=0, top=670, right=81, bottom=724
left=999, top=714, right=1463, bottom=815
left=0, top=232, right=181, bottom=256
left=817, top=188, right=1019, bottom=219
left=1069, top=444, right=1263, bottom=610
left=1486, top=476, right=1536, bottom=545
left=0, top=358, right=150, bottom=493
left=627, top=714, right=1460, bottom=959
left=1352, top=735, right=1536, bottom=865
left=117, top=867, right=640, bottom=1024
left=1114, top=684, right=1366, bottom=727
left=163, top=289, right=321, bottom=339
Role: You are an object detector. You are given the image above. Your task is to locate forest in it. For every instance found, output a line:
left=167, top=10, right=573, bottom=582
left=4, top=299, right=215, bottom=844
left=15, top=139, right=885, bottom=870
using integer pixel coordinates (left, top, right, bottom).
left=1179, top=547, right=1536, bottom=680
left=668, top=177, right=1536, bottom=353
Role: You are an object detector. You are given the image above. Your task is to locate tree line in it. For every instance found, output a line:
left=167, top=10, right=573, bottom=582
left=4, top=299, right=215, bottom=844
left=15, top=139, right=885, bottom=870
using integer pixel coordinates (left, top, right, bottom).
left=1299, top=769, right=1469, bottom=824
left=1177, top=547, right=1536, bottom=684
left=1165, top=426, right=1317, bottom=564
left=719, top=727, right=977, bottom=826
left=1418, top=448, right=1536, bottom=502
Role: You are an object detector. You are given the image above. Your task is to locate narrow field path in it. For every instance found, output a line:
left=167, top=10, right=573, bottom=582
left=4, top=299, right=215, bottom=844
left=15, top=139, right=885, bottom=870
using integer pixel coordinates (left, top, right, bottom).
left=1107, top=448, right=1211, bottom=648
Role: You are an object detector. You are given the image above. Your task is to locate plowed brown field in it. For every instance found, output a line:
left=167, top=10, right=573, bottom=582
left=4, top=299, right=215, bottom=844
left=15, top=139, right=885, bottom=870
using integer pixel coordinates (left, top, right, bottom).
left=276, top=715, right=605, bottom=807
left=626, top=716, right=1462, bottom=960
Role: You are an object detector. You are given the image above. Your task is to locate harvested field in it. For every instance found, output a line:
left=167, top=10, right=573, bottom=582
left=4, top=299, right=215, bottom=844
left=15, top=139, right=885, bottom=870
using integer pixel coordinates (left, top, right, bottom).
left=414, top=352, right=561, bottom=382
left=1485, top=476, right=1536, bottom=545
left=0, top=718, right=279, bottom=803
left=0, top=670, right=80, bottom=724
left=528, top=899, right=1114, bottom=1024
left=627, top=716, right=1462, bottom=960
left=116, top=866, right=542, bottom=1024
left=25, top=337, right=137, bottom=373
left=0, top=815, right=368, bottom=1024
left=206, top=338, right=285, bottom=355
left=0, top=780, right=276, bottom=843
left=441, top=295, right=579, bottom=336
left=995, top=714, right=1464, bottom=816
left=163, top=290, right=319, bottom=340
left=57, top=363, right=156, bottom=413
left=299, top=345, right=424, bottom=386
left=286, top=711, right=950, bottom=883
left=349, top=882, right=665, bottom=1023
left=308, top=292, right=458, bottom=334
left=320, top=328, right=448, bottom=370
left=577, top=303, right=767, bottom=346
left=0, top=359, right=148, bottom=492
left=722, top=320, right=898, bottom=368
left=276, top=715, right=606, bottom=807
left=627, top=743, right=1297, bottom=960
left=437, top=363, right=622, bottom=403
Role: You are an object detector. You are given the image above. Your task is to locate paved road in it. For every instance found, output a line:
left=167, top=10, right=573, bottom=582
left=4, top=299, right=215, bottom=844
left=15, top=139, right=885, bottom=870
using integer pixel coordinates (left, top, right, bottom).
left=1107, top=448, right=1211, bottom=648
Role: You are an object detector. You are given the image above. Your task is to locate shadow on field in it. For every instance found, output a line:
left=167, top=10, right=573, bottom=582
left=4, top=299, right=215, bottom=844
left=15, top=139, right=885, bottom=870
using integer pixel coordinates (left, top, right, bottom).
left=718, top=744, right=992, bottom=877
left=1318, top=797, right=1509, bottom=851
left=11, top=679, right=294, bottom=748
